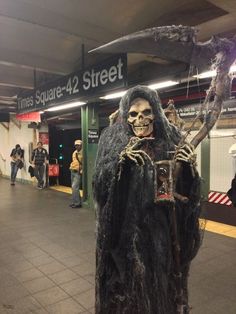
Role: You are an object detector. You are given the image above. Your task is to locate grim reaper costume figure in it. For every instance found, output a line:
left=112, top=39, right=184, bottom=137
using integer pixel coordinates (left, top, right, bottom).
left=93, top=85, right=201, bottom=314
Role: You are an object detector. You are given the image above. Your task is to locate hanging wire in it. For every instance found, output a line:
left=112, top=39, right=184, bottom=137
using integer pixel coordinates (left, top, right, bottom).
left=186, top=64, right=193, bottom=98
left=196, top=67, right=202, bottom=106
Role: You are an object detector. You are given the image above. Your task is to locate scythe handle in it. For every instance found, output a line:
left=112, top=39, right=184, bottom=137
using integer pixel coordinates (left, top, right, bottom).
left=171, top=45, right=236, bottom=313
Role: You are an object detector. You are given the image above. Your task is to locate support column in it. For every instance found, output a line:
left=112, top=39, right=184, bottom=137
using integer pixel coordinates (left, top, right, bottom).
left=81, top=104, right=99, bottom=209
left=201, top=138, right=210, bottom=199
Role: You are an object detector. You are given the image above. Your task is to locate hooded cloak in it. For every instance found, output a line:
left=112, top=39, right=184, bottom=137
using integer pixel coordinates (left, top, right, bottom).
left=93, top=86, right=201, bottom=314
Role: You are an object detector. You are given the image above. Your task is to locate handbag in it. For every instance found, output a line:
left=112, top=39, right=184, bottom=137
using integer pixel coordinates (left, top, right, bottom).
left=16, top=159, right=24, bottom=169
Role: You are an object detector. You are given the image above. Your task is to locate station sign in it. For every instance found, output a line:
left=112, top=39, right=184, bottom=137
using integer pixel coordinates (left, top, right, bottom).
left=176, top=98, right=236, bottom=119
left=17, top=54, right=127, bottom=113
left=88, top=129, right=99, bottom=144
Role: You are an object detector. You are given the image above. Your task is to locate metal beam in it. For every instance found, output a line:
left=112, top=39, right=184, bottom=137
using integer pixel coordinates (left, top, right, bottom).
left=0, top=99, right=16, bottom=105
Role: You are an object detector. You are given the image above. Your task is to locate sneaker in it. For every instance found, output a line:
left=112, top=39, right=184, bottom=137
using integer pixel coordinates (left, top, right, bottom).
left=69, top=204, right=75, bottom=207
left=71, top=204, right=82, bottom=208
left=10, top=182, right=15, bottom=186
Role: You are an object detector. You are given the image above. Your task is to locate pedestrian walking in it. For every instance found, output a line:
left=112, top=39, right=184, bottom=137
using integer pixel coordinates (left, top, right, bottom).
left=10, top=144, right=24, bottom=185
left=31, top=141, right=49, bottom=189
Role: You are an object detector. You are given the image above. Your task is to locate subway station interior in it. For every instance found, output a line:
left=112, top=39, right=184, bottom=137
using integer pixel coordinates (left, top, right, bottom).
left=0, top=1, right=236, bottom=313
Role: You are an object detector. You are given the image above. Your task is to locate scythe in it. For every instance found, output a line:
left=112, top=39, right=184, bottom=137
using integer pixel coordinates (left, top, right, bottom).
left=90, top=25, right=236, bottom=148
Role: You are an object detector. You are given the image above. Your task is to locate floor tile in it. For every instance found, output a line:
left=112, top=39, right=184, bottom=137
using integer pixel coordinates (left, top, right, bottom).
left=33, top=286, right=69, bottom=307
left=0, top=284, right=30, bottom=303
left=27, top=255, right=56, bottom=267
left=38, top=261, right=66, bottom=275
left=58, top=255, right=85, bottom=268
left=4, top=296, right=41, bottom=314
left=48, top=269, right=78, bottom=285
left=46, top=298, right=85, bottom=314
left=13, top=268, right=44, bottom=283
left=23, top=276, right=56, bottom=294
left=72, top=262, right=95, bottom=277
left=60, top=278, right=93, bottom=296
left=6, top=260, right=35, bottom=273
left=73, top=288, right=95, bottom=309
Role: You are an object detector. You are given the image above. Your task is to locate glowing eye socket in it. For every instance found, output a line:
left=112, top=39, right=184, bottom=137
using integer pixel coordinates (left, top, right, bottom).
left=129, top=111, right=138, bottom=117
left=142, top=109, right=152, bottom=116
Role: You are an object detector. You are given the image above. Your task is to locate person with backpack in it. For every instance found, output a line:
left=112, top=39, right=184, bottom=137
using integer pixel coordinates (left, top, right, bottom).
left=31, top=141, right=49, bottom=189
left=69, top=139, right=82, bottom=208
left=10, top=144, right=24, bottom=185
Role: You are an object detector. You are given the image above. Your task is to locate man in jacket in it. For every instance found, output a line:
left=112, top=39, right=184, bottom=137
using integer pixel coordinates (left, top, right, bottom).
left=69, top=139, right=82, bottom=208
left=31, top=141, right=49, bottom=189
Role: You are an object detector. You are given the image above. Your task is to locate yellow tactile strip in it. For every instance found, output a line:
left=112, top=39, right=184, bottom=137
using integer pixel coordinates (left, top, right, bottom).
left=50, top=185, right=83, bottom=197
left=50, top=185, right=72, bottom=194
left=200, top=219, right=236, bottom=239
left=49, top=187, right=236, bottom=238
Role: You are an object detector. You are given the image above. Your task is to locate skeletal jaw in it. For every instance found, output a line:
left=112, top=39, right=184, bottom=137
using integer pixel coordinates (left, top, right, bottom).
left=132, top=123, right=153, bottom=137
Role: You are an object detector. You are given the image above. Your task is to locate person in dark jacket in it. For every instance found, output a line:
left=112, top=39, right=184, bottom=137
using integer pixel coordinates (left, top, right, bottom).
left=31, top=141, right=49, bottom=189
left=227, top=174, right=236, bottom=207
left=10, top=144, right=24, bottom=185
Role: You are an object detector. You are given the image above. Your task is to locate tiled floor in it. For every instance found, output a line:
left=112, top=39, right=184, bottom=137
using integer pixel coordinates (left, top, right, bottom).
left=0, top=177, right=235, bottom=313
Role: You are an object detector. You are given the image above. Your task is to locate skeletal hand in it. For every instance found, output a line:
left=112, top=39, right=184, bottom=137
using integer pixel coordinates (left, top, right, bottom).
left=118, top=137, right=153, bottom=166
left=174, top=142, right=196, bottom=165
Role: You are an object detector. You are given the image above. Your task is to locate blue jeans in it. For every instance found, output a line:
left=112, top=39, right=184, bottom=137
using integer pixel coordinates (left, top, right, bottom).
left=71, top=171, right=82, bottom=205
left=10, top=162, right=19, bottom=182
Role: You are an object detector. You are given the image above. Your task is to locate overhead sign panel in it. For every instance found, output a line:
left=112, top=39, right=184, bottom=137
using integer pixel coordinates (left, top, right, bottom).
left=16, top=112, right=41, bottom=122
left=17, top=54, right=127, bottom=113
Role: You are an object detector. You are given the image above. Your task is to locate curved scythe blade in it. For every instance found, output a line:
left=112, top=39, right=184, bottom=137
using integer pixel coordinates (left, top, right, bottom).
left=89, top=25, right=217, bottom=67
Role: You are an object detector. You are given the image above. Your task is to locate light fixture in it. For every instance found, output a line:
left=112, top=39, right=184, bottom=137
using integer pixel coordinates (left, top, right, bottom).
left=100, top=90, right=127, bottom=100
left=45, top=101, right=86, bottom=112
left=148, top=80, right=179, bottom=90
left=100, top=80, right=179, bottom=100
left=39, top=111, right=44, bottom=114
left=194, top=65, right=236, bottom=79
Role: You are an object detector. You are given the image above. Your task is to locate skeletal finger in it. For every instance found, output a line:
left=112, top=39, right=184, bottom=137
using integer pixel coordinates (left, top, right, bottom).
left=175, top=156, right=189, bottom=162
left=175, top=149, right=191, bottom=159
left=180, top=143, right=194, bottom=155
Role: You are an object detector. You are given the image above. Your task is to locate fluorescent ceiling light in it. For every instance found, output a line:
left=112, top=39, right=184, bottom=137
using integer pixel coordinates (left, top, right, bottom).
left=45, top=101, right=86, bottom=112
left=193, top=70, right=216, bottom=79
left=100, top=81, right=179, bottom=100
left=194, top=65, right=236, bottom=79
left=148, top=80, right=178, bottom=90
left=100, top=90, right=127, bottom=100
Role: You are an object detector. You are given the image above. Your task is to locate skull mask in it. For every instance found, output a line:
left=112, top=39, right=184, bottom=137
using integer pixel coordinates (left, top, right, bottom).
left=128, top=98, right=154, bottom=137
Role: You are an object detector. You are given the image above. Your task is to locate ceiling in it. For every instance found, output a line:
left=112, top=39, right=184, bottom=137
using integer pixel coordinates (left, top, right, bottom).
left=0, top=0, right=236, bottom=114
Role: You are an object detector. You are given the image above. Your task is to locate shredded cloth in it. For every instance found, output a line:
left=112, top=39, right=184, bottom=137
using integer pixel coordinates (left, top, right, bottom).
left=93, top=86, right=202, bottom=314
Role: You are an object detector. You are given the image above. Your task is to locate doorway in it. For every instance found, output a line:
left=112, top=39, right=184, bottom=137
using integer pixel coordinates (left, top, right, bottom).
left=49, top=126, right=81, bottom=186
